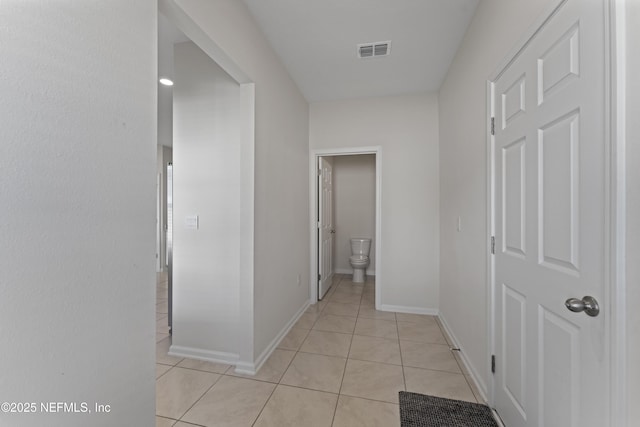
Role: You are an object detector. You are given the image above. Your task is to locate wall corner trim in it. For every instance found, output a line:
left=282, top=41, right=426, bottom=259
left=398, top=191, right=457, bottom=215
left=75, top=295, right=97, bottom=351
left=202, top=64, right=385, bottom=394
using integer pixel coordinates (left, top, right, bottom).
left=234, top=300, right=310, bottom=376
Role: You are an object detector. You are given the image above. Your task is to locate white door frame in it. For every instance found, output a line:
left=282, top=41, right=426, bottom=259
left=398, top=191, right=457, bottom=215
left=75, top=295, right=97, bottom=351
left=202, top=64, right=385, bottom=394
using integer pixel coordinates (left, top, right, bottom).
left=310, top=146, right=382, bottom=307
left=485, top=1, right=627, bottom=425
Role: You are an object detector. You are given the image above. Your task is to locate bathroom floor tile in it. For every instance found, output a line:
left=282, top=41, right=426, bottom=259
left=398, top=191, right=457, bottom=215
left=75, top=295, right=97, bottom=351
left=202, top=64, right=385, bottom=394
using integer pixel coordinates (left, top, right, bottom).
left=299, top=330, right=352, bottom=358
left=359, top=298, right=376, bottom=310
left=312, top=314, right=357, bottom=334
left=341, top=359, right=405, bottom=403
left=156, top=416, right=176, bottom=427
left=317, top=299, right=329, bottom=311
left=335, top=283, right=364, bottom=295
left=400, top=341, right=460, bottom=373
left=397, top=321, right=447, bottom=344
left=354, top=317, right=398, bottom=340
left=403, top=366, right=476, bottom=403
left=181, top=375, right=275, bottom=427
left=305, top=303, right=324, bottom=315
left=156, top=317, right=170, bottom=334
left=323, top=302, right=359, bottom=317
left=156, top=300, right=168, bottom=314
left=357, top=306, right=396, bottom=321
left=295, top=312, right=320, bottom=329
left=361, top=293, right=375, bottom=305
left=332, top=395, right=400, bottom=427
left=156, top=337, right=183, bottom=366
left=328, top=292, right=362, bottom=305
left=156, top=333, right=170, bottom=343
left=341, top=278, right=365, bottom=287
left=155, top=367, right=220, bottom=419
left=395, top=313, right=438, bottom=325
left=253, top=385, right=338, bottom=427
left=280, top=352, right=346, bottom=393
left=277, top=327, right=310, bottom=351
left=156, top=364, right=172, bottom=379
left=349, top=335, right=402, bottom=365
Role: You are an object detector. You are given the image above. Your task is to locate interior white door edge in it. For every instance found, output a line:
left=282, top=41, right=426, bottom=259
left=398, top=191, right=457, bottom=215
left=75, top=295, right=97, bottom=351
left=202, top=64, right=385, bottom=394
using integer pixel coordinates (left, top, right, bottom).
left=318, top=157, right=335, bottom=299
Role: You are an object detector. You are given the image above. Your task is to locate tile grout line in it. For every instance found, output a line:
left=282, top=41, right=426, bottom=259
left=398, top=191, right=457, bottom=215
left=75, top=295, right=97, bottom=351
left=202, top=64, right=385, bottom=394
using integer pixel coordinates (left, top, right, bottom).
left=173, top=371, right=222, bottom=425
left=330, top=278, right=359, bottom=427
left=249, top=378, right=279, bottom=427
left=251, top=302, right=314, bottom=427
left=396, top=310, right=408, bottom=396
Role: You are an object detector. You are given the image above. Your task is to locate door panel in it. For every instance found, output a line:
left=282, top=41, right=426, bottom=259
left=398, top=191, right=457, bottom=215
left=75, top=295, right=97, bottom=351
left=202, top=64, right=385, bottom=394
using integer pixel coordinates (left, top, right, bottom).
left=538, top=307, right=580, bottom=427
left=502, top=137, right=526, bottom=257
left=538, top=110, right=580, bottom=273
left=492, top=1, right=608, bottom=426
left=318, top=157, right=334, bottom=299
left=502, top=284, right=527, bottom=419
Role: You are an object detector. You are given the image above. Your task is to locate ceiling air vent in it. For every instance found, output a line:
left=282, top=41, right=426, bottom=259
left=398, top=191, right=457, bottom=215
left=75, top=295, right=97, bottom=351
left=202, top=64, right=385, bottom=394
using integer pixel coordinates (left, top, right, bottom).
left=358, top=41, right=391, bottom=59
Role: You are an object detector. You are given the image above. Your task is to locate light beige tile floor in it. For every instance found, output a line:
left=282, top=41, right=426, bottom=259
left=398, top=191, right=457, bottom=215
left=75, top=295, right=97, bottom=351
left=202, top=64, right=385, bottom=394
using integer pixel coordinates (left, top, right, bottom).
left=155, top=273, right=481, bottom=426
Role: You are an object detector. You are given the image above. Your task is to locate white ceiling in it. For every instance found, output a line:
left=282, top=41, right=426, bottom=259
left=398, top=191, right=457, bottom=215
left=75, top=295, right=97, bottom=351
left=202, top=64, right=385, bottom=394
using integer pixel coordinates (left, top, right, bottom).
left=242, top=0, right=480, bottom=102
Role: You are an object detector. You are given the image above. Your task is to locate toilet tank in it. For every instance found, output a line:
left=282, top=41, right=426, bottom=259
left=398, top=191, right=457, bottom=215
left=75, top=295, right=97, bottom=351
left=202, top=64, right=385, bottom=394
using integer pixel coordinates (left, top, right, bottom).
left=350, top=238, right=371, bottom=256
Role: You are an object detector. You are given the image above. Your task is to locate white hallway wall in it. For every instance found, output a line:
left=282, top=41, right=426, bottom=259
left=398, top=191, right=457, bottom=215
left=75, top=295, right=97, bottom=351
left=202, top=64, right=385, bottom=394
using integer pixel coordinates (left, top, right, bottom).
left=310, top=94, right=440, bottom=313
left=172, top=41, right=242, bottom=360
left=166, top=0, right=310, bottom=362
left=0, top=2, right=157, bottom=426
left=625, top=1, right=640, bottom=424
left=333, top=155, right=376, bottom=275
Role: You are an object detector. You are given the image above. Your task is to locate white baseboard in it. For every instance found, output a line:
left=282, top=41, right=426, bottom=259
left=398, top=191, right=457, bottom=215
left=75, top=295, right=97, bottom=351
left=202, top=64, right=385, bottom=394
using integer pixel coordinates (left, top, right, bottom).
left=335, top=268, right=376, bottom=276
left=168, top=345, right=239, bottom=365
left=437, top=313, right=489, bottom=403
left=379, top=304, right=439, bottom=316
left=234, top=299, right=310, bottom=376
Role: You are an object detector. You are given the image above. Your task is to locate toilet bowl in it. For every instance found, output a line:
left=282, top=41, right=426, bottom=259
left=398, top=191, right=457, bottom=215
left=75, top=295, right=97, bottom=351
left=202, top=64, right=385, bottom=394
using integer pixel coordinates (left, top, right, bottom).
left=349, top=238, right=371, bottom=283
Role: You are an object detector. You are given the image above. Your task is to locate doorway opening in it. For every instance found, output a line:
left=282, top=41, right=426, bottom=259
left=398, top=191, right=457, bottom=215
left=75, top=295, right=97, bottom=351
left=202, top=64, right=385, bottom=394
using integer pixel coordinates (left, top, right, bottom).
left=157, top=1, right=257, bottom=370
left=310, top=147, right=382, bottom=307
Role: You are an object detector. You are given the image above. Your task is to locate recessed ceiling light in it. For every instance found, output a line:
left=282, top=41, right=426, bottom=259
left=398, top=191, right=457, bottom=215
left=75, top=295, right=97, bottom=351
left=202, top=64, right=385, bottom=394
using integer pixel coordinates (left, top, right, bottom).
left=159, top=77, right=174, bottom=86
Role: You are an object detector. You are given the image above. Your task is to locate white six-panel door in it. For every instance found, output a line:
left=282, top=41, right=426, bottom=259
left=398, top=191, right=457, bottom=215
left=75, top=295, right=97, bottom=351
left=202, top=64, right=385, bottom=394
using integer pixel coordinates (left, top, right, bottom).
left=318, top=157, right=335, bottom=299
left=492, top=0, right=608, bottom=426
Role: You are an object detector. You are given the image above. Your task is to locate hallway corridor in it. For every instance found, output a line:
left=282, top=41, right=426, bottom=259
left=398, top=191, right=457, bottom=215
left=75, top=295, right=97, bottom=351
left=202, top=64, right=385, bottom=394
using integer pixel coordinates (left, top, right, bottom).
left=155, top=274, right=482, bottom=426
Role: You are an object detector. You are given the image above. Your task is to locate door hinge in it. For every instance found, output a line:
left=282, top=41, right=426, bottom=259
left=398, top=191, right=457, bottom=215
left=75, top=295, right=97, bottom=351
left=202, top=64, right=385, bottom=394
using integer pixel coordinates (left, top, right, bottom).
left=490, top=117, right=495, bottom=136
left=318, top=168, right=322, bottom=176
left=491, top=236, right=495, bottom=254
left=491, top=354, right=496, bottom=374
left=318, top=274, right=321, bottom=281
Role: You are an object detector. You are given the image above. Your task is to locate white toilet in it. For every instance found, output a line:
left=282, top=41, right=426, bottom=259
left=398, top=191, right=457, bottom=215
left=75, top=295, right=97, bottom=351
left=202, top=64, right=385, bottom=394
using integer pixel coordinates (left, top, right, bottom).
left=349, top=238, right=371, bottom=283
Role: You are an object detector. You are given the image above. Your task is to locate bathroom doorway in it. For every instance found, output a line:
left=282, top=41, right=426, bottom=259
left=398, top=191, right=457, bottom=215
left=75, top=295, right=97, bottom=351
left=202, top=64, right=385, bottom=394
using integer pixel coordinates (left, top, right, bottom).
left=311, top=147, right=382, bottom=306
